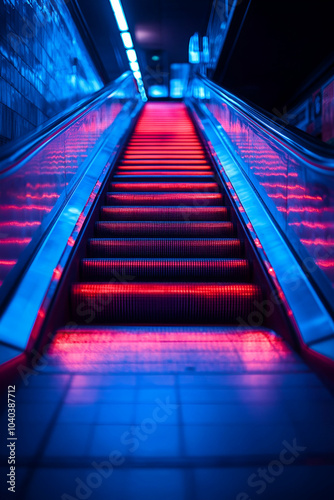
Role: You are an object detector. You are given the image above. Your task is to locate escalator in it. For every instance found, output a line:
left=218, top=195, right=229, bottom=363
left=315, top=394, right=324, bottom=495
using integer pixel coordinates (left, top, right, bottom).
left=70, top=102, right=261, bottom=326
left=4, top=101, right=334, bottom=500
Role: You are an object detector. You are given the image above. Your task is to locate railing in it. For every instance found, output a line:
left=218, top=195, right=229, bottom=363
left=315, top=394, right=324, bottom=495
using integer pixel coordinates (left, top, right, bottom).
left=0, top=71, right=141, bottom=298
left=187, top=74, right=334, bottom=312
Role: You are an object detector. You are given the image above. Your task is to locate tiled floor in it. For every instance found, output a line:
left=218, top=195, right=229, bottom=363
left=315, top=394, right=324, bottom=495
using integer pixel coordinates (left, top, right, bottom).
left=1, top=327, right=334, bottom=499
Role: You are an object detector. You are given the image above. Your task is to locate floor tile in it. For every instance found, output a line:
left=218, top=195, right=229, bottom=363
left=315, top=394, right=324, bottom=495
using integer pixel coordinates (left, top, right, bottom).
left=44, top=423, right=91, bottom=458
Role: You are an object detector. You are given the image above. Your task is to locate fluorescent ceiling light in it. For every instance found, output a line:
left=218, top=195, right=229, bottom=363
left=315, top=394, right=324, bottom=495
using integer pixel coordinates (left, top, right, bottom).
left=109, top=1, right=147, bottom=101
left=109, top=0, right=128, bottom=31
left=121, top=32, right=133, bottom=49
left=126, top=49, right=137, bottom=62
left=130, top=62, right=139, bottom=72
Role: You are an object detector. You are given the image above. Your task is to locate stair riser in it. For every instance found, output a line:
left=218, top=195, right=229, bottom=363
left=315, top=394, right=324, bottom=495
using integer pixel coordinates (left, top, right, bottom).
left=105, top=193, right=224, bottom=206
left=72, top=284, right=262, bottom=324
left=81, top=259, right=250, bottom=282
left=95, top=222, right=235, bottom=238
left=110, top=183, right=220, bottom=192
left=87, top=239, right=243, bottom=258
left=99, top=207, right=230, bottom=221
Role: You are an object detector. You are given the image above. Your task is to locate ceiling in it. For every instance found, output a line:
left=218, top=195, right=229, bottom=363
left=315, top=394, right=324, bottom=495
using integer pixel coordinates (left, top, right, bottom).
left=73, top=0, right=334, bottom=110
left=75, top=0, right=213, bottom=85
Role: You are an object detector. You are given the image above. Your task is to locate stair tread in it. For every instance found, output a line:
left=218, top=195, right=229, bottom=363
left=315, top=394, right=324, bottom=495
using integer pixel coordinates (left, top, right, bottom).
left=95, top=221, right=235, bottom=238
left=100, top=206, right=230, bottom=221
left=105, top=192, right=224, bottom=206
left=81, top=257, right=250, bottom=282
left=87, top=237, right=243, bottom=258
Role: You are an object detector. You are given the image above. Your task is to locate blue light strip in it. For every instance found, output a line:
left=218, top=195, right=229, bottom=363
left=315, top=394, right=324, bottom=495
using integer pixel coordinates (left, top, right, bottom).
left=109, top=0, right=128, bottom=31
left=121, top=31, right=133, bottom=49
left=109, top=0, right=147, bottom=101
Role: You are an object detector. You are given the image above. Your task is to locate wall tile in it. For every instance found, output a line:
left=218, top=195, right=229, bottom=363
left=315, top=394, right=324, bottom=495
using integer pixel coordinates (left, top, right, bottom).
left=0, top=0, right=103, bottom=144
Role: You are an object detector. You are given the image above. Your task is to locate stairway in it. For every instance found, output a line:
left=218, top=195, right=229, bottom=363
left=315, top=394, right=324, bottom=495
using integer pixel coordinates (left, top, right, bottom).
left=71, top=103, right=262, bottom=326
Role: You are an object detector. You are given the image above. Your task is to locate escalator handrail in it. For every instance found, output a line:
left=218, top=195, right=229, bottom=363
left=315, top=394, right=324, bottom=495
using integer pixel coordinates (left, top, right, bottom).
left=0, top=71, right=134, bottom=175
left=193, top=74, right=334, bottom=173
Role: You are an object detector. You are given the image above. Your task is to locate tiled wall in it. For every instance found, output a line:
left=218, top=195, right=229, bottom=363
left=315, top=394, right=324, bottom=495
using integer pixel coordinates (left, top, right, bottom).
left=0, top=0, right=103, bottom=144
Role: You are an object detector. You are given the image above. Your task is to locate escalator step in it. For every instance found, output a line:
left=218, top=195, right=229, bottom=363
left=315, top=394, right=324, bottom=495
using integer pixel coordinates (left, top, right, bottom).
left=114, top=170, right=214, bottom=176
left=105, top=192, right=224, bottom=206
left=122, top=154, right=207, bottom=160
left=87, top=238, right=243, bottom=258
left=71, top=282, right=262, bottom=324
left=120, top=160, right=209, bottom=166
left=116, top=165, right=212, bottom=171
left=95, top=221, right=234, bottom=238
left=110, top=182, right=220, bottom=192
left=100, top=206, right=230, bottom=221
left=54, top=325, right=275, bottom=341
left=123, top=149, right=205, bottom=154
left=112, top=175, right=215, bottom=182
left=81, top=258, right=250, bottom=282
left=127, top=142, right=203, bottom=147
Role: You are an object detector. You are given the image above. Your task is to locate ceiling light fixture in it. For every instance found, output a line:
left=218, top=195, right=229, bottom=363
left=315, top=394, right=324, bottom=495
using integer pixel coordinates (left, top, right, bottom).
left=121, top=31, right=133, bottom=49
left=126, top=49, right=137, bottom=63
left=109, top=0, right=147, bottom=101
left=109, top=0, right=128, bottom=31
left=130, top=62, right=139, bottom=72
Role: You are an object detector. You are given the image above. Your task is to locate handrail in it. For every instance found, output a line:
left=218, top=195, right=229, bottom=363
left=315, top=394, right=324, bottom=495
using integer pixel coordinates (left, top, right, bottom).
left=196, top=74, right=334, bottom=172
left=0, top=71, right=133, bottom=175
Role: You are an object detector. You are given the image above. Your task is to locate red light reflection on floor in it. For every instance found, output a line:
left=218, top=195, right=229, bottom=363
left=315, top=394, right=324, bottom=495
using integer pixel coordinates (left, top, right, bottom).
left=48, top=328, right=294, bottom=375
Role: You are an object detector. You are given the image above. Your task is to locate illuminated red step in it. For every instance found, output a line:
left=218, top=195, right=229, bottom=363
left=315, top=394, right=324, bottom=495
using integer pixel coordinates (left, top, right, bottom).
left=127, top=141, right=202, bottom=146
left=124, top=148, right=204, bottom=152
left=71, top=282, right=262, bottom=324
left=130, top=132, right=197, bottom=133
left=115, top=170, right=213, bottom=176
left=117, top=166, right=211, bottom=171
left=120, top=159, right=209, bottom=165
left=126, top=145, right=203, bottom=149
left=127, top=138, right=201, bottom=142
left=123, top=154, right=206, bottom=160
left=100, top=206, right=229, bottom=221
left=95, top=221, right=234, bottom=238
left=112, top=174, right=215, bottom=182
left=110, top=182, right=220, bottom=192
left=130, top=133, right=198, bottom=136
left=81, top=258, right=250, bottom=282
left=128, top=137, right=202, bottom=141
left=105, top=192, right=224, bottom=206
left=88, top=238, right=243, bottom=258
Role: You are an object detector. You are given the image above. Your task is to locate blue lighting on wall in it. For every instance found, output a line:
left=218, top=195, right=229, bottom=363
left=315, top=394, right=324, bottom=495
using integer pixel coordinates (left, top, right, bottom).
left=189, top=33, right=200, bottom=64
left=109, top=0, right=147, bottom=101
left=170, top=80, right=184, bottom=98
left=170, top=63, right=190, bottom=99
